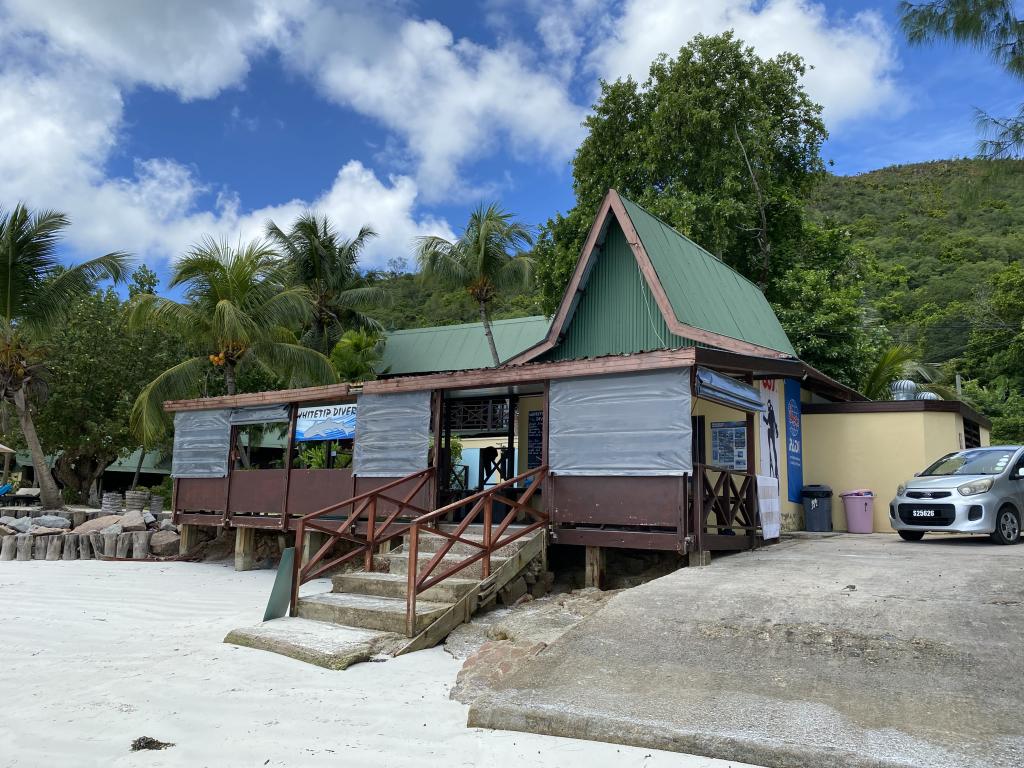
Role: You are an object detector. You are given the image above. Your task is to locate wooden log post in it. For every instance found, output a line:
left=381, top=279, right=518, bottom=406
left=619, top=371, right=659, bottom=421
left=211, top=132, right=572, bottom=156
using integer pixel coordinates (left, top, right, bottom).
left=0, top=535, right=16, bottom=560
left=90, top=532, right=105, bottom=558
left=102, top=532, right=118, bottom=558
left=179, top=524, right=200, bottom=556
left=115, top=533, right=132, bottom=558
left=16, top=533, right=32, bottom=560
left=79, top=534, right=92, bottom=560
left=132, top=531, right=152, bottom=559
left=45, top=535, right=63, bottom=561
left=33, top=536, right=48, bottom=560
left=63, top=534, right=79, bottom=560
left=584, top=545, right=605, bottom=589
left=234, top=527, right=255, bottom=571
left=71, top=510, right=87, bottom=528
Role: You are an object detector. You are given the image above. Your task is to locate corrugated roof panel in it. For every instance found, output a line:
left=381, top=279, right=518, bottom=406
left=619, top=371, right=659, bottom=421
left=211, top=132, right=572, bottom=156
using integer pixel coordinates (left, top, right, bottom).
left=618, top=196, right=795, bottom=355
left=381, top=315, right=550, bottom=375
left=547, top=222, right=691, bottom=361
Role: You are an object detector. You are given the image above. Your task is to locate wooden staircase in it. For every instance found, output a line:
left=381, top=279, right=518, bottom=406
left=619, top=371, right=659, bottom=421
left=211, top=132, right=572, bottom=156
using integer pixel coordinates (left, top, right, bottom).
left=225, top=467, right=549, bottom=669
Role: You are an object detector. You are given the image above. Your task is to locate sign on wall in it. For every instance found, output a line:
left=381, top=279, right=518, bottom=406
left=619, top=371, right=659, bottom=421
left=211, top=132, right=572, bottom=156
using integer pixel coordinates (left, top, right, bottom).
left=295, top=403, right=357, bottom=442
left=527, top=410, right=543, bottom=469
left=711, top=421, right=747, bottom=471
left=784, top=379, right=804, bottom=503
left=758, top=380, right=782, bottom=483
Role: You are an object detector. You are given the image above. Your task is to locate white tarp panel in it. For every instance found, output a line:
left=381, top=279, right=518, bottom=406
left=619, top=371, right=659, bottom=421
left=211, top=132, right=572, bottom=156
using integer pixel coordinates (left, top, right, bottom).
left=548, top=369, right=693, bottom=476
left=171, top=409, right=231, bottom=478
left=757, top=474, right=781, bottom=540
left=229, top=404, right=290, bottom=425
left=352, top=391, right=431, bottom=477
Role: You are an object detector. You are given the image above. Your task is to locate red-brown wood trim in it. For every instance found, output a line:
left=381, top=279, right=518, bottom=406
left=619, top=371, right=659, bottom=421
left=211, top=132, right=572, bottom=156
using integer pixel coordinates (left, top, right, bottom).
left=610, top=192, right=791, bottom=359
left=506, top=189, right=791, bottom=366
left=164, top=383, right=353, bottom=413
left=362, top=347, right=697, bottom=394
left=803, top=399, right=991, bottom=429
left=504, top=192, right=619, bottom=366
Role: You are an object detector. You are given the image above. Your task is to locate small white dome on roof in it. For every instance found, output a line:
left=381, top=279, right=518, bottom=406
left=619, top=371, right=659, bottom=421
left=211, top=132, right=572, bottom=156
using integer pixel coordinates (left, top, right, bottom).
left=916, top=391, right=941, bottom=400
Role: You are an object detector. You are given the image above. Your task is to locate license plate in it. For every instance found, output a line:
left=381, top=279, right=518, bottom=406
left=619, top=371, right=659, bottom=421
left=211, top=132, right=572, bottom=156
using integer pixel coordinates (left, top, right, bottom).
left=912, top=510, right=935, bottom=517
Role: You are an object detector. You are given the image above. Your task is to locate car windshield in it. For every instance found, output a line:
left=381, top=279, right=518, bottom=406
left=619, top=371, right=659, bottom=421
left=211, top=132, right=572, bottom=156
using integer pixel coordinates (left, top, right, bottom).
left=921, top=449, right=1016, bottom=477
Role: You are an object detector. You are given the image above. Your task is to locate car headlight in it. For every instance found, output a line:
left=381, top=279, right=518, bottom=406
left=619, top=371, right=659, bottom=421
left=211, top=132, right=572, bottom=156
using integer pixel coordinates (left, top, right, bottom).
left=957, top=478, right=993, bottom=496
left=896, top=483, right=907, bottom=496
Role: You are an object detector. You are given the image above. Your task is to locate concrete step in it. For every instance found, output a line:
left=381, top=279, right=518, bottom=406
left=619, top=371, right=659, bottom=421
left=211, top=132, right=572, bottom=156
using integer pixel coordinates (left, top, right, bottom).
left=296, top=592, right=452, bottom=635
left=405, top=530, right=531, bottom=558
left=224, top=617, right=403, bottom=670
left=333, top=570, right=479, bottom=603
left=382, top=550, right=510, bottom=579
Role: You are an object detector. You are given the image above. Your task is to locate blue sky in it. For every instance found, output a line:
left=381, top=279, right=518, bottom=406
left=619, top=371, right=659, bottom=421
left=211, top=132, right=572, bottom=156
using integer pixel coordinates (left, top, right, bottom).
left=0, top=1, right=1016, bottom=285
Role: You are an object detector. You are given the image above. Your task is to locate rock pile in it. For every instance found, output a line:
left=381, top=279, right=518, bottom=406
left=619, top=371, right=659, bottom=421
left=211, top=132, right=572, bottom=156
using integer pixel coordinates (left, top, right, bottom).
left=0, top=509, right=180, bottom=562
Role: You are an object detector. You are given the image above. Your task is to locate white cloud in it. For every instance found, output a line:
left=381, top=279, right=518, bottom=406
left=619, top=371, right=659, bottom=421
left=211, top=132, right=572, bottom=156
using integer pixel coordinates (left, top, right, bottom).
left=0, top=0, right=450, bottom=269
left=0, top=0, right=310, bottom=99
left=279, top=6, right=587, bottom=200
left=589, top=0, right=901, bottom=125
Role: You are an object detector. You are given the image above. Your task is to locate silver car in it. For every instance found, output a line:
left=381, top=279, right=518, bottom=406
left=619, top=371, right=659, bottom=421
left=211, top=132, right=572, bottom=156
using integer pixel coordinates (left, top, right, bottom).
left=889, top=446, right=1024, bottom=544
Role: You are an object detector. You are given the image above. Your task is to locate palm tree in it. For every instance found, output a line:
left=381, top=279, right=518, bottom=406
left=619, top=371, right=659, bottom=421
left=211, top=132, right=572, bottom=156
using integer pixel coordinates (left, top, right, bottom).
left=330, top=328, right=385, bottom=382
left=129, top=237, right=338, bottom=443
left=265, top=213, right=389, bottom=355
left=0, top=204, right=131, bottom=508
left=860, top=344, right=951, bottom=401
left=415, top=203, right=533, bottom=366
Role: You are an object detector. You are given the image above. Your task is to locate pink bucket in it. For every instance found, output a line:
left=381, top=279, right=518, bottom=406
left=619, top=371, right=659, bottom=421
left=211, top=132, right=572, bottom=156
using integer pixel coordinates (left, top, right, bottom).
left=840, top=490, right=874, bottom=534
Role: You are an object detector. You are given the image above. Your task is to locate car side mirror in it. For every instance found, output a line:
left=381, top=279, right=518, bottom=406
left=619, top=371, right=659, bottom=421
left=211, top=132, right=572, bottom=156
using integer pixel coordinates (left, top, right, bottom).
left=1016, top=467, right=1024, bottom=479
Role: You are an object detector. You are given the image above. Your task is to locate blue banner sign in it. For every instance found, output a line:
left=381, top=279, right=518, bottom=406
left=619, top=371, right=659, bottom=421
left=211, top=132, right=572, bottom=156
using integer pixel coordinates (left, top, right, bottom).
left=295, top=403, right=356, bottom=442
left=784, top=379, right=803, bottom=503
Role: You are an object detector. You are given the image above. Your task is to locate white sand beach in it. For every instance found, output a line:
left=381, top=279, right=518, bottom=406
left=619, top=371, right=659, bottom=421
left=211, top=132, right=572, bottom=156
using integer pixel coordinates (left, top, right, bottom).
left=0, top=560, right=758, bottom=767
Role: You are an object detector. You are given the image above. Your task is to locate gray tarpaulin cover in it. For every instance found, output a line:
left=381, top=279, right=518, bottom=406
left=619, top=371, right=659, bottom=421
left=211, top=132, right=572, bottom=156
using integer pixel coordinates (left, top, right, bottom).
left=352, top=391, right=431, bottom=477
left=229, top=404, right=290, bottom=425
left=172, top=409, right=231, bottom=478
left=549, top=369, right=692, bottom=476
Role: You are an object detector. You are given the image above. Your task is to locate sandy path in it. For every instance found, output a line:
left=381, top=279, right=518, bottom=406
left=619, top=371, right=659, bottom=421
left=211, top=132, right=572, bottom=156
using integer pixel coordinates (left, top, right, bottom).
left=0, top=560, right=758, bottom=767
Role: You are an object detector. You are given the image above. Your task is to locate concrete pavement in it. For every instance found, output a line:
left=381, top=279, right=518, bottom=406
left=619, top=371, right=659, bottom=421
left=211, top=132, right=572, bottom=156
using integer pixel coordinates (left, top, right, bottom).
left=467, top=533, right=1024, bottom=768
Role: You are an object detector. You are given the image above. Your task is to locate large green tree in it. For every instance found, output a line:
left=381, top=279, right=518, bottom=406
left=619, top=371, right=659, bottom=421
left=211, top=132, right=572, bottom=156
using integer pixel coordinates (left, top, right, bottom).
left=901, top=1, right=1024, bottom=157
left=129, top=238, right=337, bottom=443
left=415, top=203, right=534, bottom=366
left=535, top=32, right=827, bottom=313
left=265, top=213, right=389, bottom=354
left=35, top=277, right=188, bottom=502
left=0, top=204, right=130, bottom=508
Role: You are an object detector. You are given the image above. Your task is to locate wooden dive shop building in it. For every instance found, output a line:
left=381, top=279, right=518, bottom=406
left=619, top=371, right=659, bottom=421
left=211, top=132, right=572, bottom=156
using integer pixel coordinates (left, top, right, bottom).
left=165, top=190, right=866, bottom=586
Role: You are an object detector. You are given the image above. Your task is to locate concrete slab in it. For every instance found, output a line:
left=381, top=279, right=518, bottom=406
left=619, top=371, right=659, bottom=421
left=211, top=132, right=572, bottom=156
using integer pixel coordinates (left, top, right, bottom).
left=468, top=534, right=1024, bottom=768
left=224, top=617, right=403, bottom=670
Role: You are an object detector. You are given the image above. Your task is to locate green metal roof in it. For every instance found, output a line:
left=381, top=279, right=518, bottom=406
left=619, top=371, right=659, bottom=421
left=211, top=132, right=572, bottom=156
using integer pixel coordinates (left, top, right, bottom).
left=545, top=222, right=692, bottom=361
left=381, top=315, right=550, bottom=375
left=619, top=196, right=796, bottom=356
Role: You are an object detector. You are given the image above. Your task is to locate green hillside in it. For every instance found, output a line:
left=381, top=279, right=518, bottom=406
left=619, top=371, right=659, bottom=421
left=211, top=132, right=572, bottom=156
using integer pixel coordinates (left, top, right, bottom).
left=809, top=159, right=1024, bottom=364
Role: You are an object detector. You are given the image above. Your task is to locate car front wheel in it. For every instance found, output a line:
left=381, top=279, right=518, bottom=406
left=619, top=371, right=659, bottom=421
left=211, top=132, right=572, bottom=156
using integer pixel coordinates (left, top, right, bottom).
left=898, top=530, right=925, bottom=541
left=991, top=507, right=1021, bottom=545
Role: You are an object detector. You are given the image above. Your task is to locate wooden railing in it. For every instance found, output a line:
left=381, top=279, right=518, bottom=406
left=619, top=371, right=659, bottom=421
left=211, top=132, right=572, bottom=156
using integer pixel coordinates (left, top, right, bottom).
left=405, top=465, right=549, bottom=636
left=289, top=467, right=435, bottom=615
left=690, top=463, right=761, bottom=553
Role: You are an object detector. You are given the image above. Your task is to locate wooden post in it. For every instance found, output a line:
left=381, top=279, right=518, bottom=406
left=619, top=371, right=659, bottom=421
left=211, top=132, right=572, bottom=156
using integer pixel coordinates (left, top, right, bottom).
left=280, top=404, right=298, bottom=531
left=179, top=523, right=200, bottom=555
left=584, top=545, right=604, bottom=589
left=235, top=526, right=255, bottom=571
